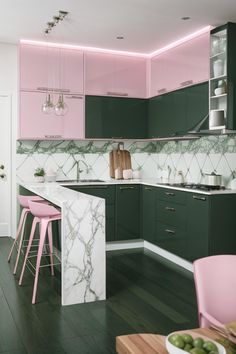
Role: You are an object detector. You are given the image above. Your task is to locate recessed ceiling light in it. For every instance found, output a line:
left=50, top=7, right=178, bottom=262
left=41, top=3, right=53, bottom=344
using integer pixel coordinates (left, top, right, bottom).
left=116, top=36, right=124, bottom=40
left=181, top=16, right=190, bottom=20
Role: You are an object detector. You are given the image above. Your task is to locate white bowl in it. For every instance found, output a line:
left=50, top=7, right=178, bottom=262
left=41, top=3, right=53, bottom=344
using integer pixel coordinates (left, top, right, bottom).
left=166, top=332, right=226, bottom=354
left=214, top=87, right=225, bottom=96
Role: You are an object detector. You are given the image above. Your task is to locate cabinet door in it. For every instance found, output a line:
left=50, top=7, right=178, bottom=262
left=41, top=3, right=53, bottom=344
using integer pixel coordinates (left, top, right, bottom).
left=20, top=44, right=84, bottom=93
left=19, top=91, right=84, bottom=140
left=60, top=48, right=84, bottom=94
left=116, top=185, right=140, bottom=240
left=155, top=222, right=187, bottom=258
left=20, top=44, right=52, bottom=91
left=150, top=32, right=209, bottom=98
left=186, top=82, right=209, bottom=131
left=85, top=52, right=146, bottom=98
left=148, top=90, right=186, bottom=137
left=142, top=185, right=156, bottom=242
left=85, top=95, right=147, bottom=139
left=186, top=193, right=209, bottom=261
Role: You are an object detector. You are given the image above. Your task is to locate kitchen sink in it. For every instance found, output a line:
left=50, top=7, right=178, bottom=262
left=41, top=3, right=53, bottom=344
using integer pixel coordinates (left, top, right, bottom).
left=58, top=179, right=106, bottom=183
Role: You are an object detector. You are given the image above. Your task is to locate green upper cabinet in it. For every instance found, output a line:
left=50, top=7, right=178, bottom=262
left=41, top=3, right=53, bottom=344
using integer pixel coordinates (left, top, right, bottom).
left=148, top=82, right=208, bottom=138
left=116, top=185, right=140, bottom=240
left=186, top=82, right=209, bottom=131
left=85, top=95, right=148, bottom=139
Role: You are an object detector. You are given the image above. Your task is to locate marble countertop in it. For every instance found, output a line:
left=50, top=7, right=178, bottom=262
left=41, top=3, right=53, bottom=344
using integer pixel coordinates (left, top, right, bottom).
left=57, top=178, right=236, bottom=196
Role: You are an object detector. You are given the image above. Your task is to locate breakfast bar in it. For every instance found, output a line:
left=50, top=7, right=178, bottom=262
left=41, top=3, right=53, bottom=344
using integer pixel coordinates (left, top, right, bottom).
left=18, top=182, right=106, bottom=306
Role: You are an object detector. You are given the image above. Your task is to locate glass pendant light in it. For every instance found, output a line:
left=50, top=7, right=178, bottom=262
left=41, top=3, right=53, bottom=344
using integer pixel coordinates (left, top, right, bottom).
left=54, top=94, right=68, bottom=116
left=42, top=93, right=54, bottom=114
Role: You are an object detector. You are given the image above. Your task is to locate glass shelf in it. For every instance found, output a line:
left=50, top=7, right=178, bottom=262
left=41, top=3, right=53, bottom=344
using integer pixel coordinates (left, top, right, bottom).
left=210, top=74, right=227, bottom=81
left=210, top=52, right=226, bottom=59
left=210, top=93, right=227, bottom=99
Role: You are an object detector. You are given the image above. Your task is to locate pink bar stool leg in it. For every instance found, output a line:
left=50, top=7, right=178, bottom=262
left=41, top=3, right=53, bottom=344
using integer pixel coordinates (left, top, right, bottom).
left=19, top=217, right=39, bottom=286
left=13, top=210, right=30, bottom=275
left=47, top=221, right=54, bottom=276
left=32, top=218, right=48, bottom=304
left=8, top=208, right=29, bottom=263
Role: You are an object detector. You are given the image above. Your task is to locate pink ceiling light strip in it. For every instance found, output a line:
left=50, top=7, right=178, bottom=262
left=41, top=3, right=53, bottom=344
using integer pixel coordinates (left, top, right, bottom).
left=149, top=25, right=212, bottom=57
left=21, top=25, right=211, bottom=58
left=20, top=39, right=147, bottom=57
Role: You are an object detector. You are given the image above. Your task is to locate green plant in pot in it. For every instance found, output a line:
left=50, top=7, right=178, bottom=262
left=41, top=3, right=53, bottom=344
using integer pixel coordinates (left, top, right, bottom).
left=34, top=167, right=45, bottom=183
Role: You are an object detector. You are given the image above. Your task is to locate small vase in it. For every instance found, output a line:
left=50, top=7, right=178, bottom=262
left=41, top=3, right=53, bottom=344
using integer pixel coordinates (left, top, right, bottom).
left=34, top=176, right=45, bottom=183
left=213, top=59, right=224, bottom=77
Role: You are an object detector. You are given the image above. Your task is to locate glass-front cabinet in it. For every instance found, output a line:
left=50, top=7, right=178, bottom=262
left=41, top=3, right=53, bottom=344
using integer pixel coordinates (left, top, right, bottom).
left=209, top=23, right=236, bottom=130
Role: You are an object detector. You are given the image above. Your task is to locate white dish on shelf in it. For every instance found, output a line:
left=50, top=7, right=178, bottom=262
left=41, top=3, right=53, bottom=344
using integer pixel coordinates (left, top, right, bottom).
left=214, top=87, right=226, bottom=96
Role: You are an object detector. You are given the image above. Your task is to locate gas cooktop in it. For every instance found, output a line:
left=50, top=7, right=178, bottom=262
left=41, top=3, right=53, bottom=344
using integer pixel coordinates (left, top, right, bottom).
left=157, top=182, right=226, bottom=191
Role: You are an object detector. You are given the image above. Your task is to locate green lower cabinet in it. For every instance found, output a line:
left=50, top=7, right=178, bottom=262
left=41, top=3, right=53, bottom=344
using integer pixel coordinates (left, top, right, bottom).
left=186, top=193, right=209, bottom=261
left=155, top=222, right=187, bottom=258
left=67, top=185, right=116, bottom=242
left=85, top=95, right=148, bottom=139
left=141, top=185, right=156, bottom=242
left=116, top=185, right=140, bottom=240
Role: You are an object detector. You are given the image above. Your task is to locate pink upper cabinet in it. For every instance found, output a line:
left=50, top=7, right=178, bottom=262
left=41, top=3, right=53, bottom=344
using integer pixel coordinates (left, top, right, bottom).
left=20, top=44, right=84, bottom=94
left=149, top=32, right=210, bottom=97
left=85, top=52, right=147, bottom=98
left=19, top=91, right=84, bottom=140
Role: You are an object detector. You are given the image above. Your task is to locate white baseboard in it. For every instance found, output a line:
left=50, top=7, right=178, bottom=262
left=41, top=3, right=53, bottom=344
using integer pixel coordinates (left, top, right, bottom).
left=144, top=240, right=193, bottom=272
left=106, top=239, right=144, bottom=251
left=106, top=239, right=193, bottom=272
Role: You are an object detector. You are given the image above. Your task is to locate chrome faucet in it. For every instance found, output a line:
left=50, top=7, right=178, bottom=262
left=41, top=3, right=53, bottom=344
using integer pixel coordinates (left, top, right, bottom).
left=75, top=160, right=91, bottom=181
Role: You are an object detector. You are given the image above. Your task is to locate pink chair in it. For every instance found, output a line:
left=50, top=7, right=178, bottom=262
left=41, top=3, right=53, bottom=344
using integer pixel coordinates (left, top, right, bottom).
left=8, top=195, right=46, bottom=275
left=193, top=255, right=236, bottom=328
left=19, top=201, right=61, bottom=304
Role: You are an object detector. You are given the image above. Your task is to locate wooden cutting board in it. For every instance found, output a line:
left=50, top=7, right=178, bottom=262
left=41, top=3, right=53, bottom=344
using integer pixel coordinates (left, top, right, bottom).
left=109, top=142, right=132, bottom=178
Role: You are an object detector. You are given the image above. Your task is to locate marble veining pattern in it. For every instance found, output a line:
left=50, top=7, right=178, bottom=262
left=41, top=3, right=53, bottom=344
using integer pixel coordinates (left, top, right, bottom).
left=17, top=135, right=236, bottom=187
left=19, top=183, right=106, bottom=306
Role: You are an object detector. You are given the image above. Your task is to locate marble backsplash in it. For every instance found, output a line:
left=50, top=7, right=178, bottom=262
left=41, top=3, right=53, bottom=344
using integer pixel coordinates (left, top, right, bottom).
left=16, top=135, right=236, bottom=187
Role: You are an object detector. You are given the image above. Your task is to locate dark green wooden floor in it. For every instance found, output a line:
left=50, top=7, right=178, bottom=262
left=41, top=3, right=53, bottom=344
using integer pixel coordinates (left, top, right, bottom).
left=0, top=238, right=198, bottom=354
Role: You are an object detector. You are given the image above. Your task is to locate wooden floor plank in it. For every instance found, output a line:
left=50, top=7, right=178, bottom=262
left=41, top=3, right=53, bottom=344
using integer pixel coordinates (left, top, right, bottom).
left=0, top=238, right=197, bottom=354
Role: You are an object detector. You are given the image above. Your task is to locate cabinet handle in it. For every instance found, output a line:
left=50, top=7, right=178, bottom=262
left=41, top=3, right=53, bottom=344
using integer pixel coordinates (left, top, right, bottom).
left=107, top=91, right=128, bottom=97
left=165, top=229, right=176, bottom=234
left=37, top=87, right=49, bottom=91
left=119, top=186, right=135, bottom=190
left=79, top=186, right=109, bottom=189
left=193, top=195, right=206, bottom=201
left=144, top=187, right=152, bottom=191
left=180, top=80, right=193, bottom=87
left=44, top=135, right=62, bottom=139
left=157, top=88, right=167, bottom=94
left=53, top=88, right=70, bottom=93
left=165, top=206, right=175, bottom=212
left=165, top=192, right=175, bottom=196
left=65, top=95, right=83, bottom=99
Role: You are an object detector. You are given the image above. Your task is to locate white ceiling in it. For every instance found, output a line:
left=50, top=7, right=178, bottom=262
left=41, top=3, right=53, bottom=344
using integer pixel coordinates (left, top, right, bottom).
left=1, top=0, right=236, bottom=54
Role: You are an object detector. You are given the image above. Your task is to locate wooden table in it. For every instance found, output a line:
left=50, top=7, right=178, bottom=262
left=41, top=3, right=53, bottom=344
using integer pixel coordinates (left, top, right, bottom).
left=116, top=328, right=223, bottom=354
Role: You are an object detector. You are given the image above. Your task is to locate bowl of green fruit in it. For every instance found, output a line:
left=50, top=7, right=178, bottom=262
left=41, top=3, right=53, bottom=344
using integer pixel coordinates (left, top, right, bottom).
left=166, top=332, right=226, bottom=354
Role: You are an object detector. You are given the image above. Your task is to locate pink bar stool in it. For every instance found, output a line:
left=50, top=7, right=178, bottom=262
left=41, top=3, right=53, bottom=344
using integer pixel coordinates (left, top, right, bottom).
left=19, top=200, right=61, bottom=304
left=8, top=195, right=46, bottom=275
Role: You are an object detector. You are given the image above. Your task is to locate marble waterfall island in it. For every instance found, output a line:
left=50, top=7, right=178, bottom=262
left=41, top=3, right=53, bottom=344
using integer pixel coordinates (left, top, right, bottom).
left=19, top=182, right=106, bottom=306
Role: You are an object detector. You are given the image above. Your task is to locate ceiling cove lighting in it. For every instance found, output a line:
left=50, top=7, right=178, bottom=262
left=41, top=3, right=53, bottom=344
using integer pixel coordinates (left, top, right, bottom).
left=149, top=25, right=212, bottom=57
left=21, top=25, right=211, bottom=58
